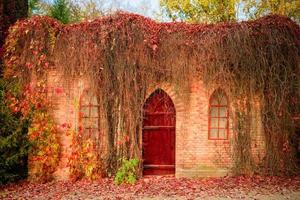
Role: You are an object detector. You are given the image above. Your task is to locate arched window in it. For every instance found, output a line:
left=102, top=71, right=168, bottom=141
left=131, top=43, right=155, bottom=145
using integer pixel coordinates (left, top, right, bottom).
left=208, top=89, right=229, bottom=140
left=79, top=89, right=99, bottom=137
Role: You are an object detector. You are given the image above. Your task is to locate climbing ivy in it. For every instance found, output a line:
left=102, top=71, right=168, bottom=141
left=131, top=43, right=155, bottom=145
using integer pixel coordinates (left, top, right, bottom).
left=3, top=13, right=299, bottom=180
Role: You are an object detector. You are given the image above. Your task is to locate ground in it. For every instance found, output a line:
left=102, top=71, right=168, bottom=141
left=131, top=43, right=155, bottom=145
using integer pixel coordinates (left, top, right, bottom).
left=1, top=175, right=300, bottom=199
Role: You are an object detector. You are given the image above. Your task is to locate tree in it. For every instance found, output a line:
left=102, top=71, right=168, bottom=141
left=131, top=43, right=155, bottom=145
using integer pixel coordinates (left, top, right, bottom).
left=28, top=0, right=40, bottom=16
left=160, top=0, right=237, bottom=23
left=1, top=0, right=28, bottom=73
left=50, top=0, right=72, bottom=24
left=0, top=1, right=30, bottom=184
left=28, top=0, right=51, bottom=16
left=1, top=0, right=28, bottom=47
left=31, top=0, right=104, bottom=23
left=242, top=0, right=299, bottom=22
left=160, top=0, right=299, bottom=23
left=0, top=79, right=31, bottom=184
left=70, top=0, right=103, bottom=21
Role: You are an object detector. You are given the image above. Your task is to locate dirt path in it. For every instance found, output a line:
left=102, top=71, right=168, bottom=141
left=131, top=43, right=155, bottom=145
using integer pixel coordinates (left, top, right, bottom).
left=1, top=176, right=299, bottom=199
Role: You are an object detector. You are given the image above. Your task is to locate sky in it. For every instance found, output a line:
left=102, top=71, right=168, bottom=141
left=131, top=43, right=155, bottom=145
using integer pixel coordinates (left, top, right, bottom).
left=46, top=0, right=162, bottom=20
left=111, top=0, right=161, bottom=19
left=45, top=0, right=248, bottom=22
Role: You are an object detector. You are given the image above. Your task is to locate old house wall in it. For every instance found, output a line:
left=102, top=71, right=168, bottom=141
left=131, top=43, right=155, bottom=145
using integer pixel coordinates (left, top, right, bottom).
left=149, top=81, right=232, bottom=178
left=39, top=69, right=74, bottom=180
left=250, top=101, right=265, bottom=164
left=141, top=79, right=265, bottom=178
left=38, top=70, right=265, bottom=180
left=40, top=70, right=108, bottom=180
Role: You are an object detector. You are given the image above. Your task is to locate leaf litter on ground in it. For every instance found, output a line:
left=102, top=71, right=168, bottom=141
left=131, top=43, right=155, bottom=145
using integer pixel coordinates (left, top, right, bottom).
left=0, top=175, right=299, bottom=199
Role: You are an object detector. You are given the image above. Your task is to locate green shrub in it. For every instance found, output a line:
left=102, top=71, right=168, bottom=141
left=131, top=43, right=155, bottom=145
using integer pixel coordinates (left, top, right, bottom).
left=114, top=158, right=139, bottom=185
left=0, top=79, right=31, bottom=184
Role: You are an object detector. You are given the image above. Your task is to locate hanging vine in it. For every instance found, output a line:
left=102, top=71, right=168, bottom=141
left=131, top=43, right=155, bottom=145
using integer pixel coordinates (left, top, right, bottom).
left=3, top=13, right=299, bottom=180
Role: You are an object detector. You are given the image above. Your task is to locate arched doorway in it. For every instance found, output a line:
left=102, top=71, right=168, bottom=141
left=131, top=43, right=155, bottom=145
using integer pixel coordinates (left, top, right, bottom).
left=142, top=89, right=176, bottom=175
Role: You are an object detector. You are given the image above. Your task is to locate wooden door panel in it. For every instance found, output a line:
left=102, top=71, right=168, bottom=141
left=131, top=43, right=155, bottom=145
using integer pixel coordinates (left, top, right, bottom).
left=142, top=89, right=175, bottom=175
left=143, top=114, right=175, bottom=126
left=143, top=167, right=175, bottom=175
left=143, top=129, right=175, bottom=165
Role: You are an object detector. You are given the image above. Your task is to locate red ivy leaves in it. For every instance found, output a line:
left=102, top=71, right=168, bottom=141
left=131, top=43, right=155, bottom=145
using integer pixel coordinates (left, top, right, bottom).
left=0, top=175, right=300, bottom=199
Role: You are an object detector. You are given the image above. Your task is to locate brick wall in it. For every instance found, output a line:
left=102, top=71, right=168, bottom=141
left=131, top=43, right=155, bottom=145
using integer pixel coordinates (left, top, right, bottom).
left=38, top=70, right=265, bottom=180
left=250, top=99, right=265, bottom=164
left=150, top=82, right=233, bottom=178
left=146, top=81, right=265, bottom=178
left=42, top=70, right=108, bottom=180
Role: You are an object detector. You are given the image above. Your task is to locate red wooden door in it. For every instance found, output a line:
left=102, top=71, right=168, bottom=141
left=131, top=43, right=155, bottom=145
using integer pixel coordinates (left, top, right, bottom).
left=142, top=89, right=175, bottom=175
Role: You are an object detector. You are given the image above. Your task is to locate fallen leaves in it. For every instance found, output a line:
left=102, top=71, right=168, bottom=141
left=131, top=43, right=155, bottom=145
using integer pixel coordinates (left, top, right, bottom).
left=0, top=175, right=300, bottom=199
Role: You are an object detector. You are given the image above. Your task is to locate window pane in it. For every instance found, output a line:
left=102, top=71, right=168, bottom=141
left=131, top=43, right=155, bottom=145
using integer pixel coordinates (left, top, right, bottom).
left=211, top=98, right=218, bottom=105
left=210, top=129, right=218, bottom=139
left=219, top=118, right=227, bottom=128
left=90, top=107, right=99, bottom=117
left=91, top=129, right=100, bottom=138
left=90, top=118, right=99, bottom=129
left=210, top=107, right=218, bottom=117
left=80, top=107, right=90, bottom=118
left=219, top=129, right=227, bottom=139
left=82, top=118, right=90, bottom=128
left=210, top=118, right=218, bottom=128
left=211, top=90, right=228, bottom=105
left=220, top=95, right=227, bottom=105
left=81, top=92, right=90, bottom=105
left=91, top=96, right=98, bottom=105
left=219, top=107, right=227, bottom=117
left=85, top=90, right=92, bottom=97
left=84, top=128, right=90, bottom=135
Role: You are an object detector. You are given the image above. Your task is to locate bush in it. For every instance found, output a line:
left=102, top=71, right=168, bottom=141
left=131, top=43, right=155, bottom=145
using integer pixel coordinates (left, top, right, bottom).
left=114, top=158, right=139, bottom=185
left=0, top=79, right=31, bottom=184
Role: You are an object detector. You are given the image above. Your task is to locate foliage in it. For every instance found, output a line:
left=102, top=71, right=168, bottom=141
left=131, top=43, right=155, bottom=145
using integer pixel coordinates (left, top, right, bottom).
left=28, top=0, right=40, bottom=16
left=1, top=176, right=300, bottom=199
left=28, top=0, right=104, bottom=22
left=0, top=0, right=28, bottom=63
left=27, top=110, right=60, bottom=182
left=160, top=0, right=299, bottom=23
left=242, top=0, right=299, bottom=22
left=71, top=0, right=103, bottom=21
left=3, top=17, right=61, bottom=182
left=68, top=130, right=104, bottom=181
left=114, top=158, right=139, bottom=185
left=233, top=110, right=254, bottom=174
left=160, top=0, right=237, bottom=23
left=0, top=79, right=31, bottom=184
left=50, top=0, right=72, bottom=24
left=3, top=12, right=299, bottom=178
left=28, top=0, right=52, bottom=16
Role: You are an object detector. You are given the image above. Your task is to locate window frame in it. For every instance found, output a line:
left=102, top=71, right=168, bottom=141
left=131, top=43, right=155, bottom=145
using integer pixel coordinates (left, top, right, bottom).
left=79, top=89, right=100, bottom=137
left=208, top=89, right=229, bottom=140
